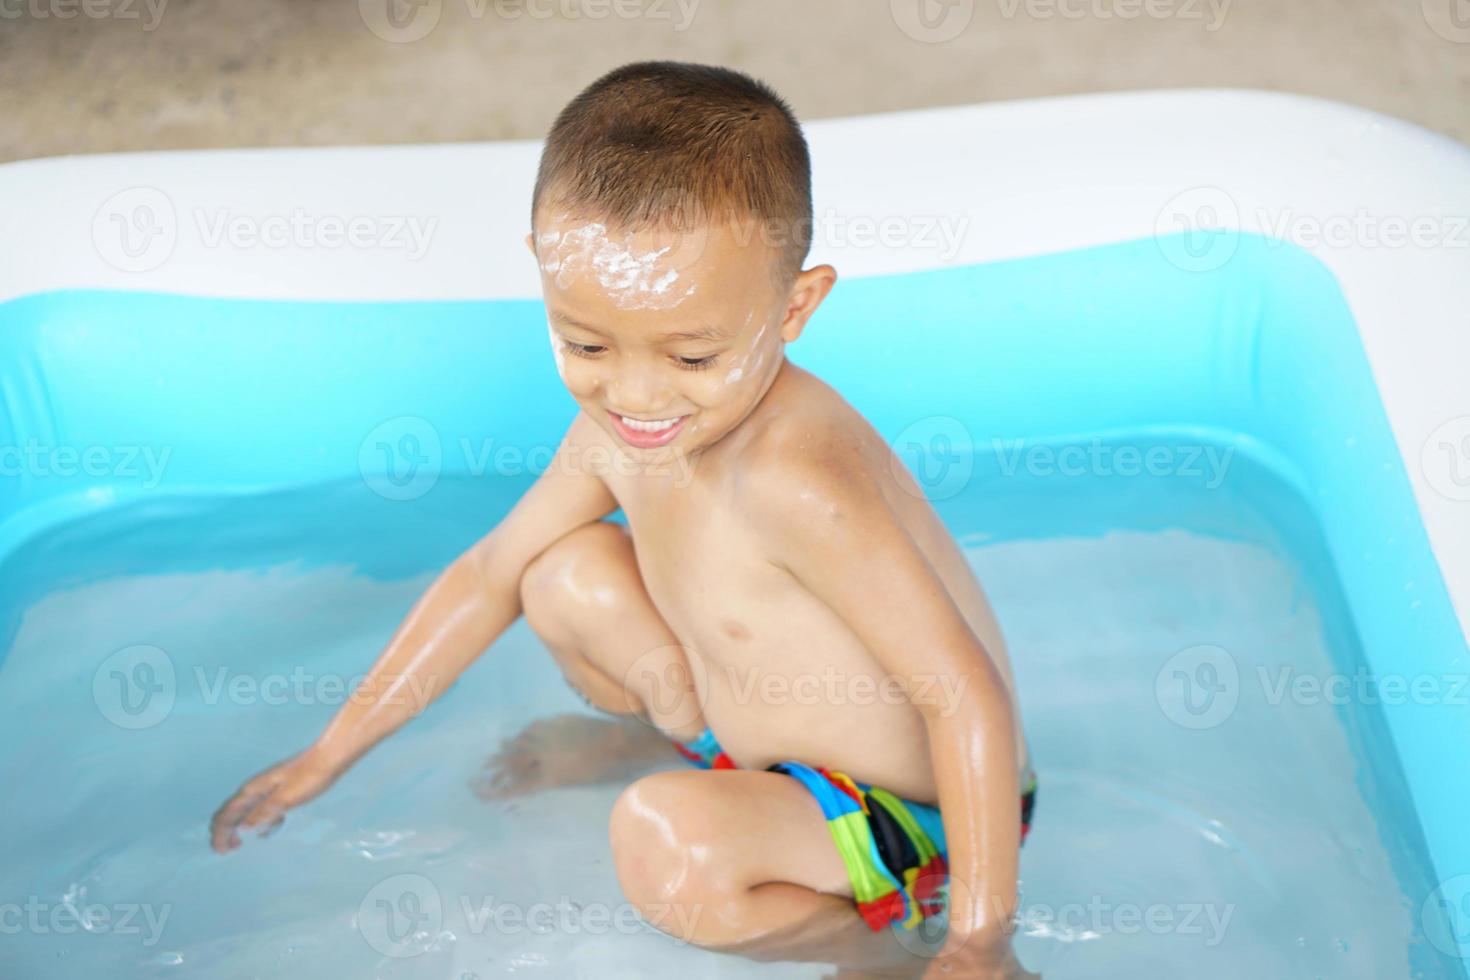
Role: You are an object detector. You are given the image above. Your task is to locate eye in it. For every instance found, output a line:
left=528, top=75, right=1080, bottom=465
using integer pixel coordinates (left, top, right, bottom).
left=674, top=354, right=719, bottom=371
left=563, top=342, right=607, bottom=358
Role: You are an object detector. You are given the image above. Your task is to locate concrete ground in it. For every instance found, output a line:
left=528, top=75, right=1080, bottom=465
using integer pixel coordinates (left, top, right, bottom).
left=0, top=0, right=1467, bottom=163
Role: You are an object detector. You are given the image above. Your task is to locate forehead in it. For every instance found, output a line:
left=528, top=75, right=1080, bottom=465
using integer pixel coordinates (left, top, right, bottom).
left=533, top=212, right=778, bottom=328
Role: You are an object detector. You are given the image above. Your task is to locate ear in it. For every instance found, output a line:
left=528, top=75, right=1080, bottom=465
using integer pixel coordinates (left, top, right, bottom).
left=524, top=232, right=537, bottom=256
left=777, top=265, right=838, bottom=344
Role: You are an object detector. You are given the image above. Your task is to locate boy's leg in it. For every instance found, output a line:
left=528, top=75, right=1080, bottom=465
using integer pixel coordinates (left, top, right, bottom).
left=609, top=768, right=932, bottom=977
left=519, top=520, right=707, bottom=743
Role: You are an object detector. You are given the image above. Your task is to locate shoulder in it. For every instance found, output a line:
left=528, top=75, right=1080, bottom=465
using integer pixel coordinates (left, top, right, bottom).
left=734, top=397, right=892, bottom=557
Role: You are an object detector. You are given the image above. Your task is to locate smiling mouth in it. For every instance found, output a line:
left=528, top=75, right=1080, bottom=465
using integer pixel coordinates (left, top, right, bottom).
left=609, top=412, right=688, bottom=448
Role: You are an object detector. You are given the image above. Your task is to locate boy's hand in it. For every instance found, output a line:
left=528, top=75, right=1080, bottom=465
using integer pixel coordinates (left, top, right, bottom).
left=210, top=748, right=342, bottom=853
left=472, top=712, right=676, bottom=801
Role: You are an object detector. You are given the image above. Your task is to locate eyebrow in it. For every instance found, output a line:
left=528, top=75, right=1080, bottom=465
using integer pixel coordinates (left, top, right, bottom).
left=549, top=310, right=731, bottom=344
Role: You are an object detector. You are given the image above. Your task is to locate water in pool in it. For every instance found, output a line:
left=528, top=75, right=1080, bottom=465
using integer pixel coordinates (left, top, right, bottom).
left=0, top=437, right=1455, bottom=979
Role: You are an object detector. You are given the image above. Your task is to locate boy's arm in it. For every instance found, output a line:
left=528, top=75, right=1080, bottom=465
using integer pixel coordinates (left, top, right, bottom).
left=210, top=413, right=617, bottom=852
left=745, top=449, right=1021, bottom=966
left=310, top=411, right=618, bottom=768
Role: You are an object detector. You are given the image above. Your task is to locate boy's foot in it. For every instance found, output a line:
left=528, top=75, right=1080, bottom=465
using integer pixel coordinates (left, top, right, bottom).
left=471, top=711, right=681, bottom=801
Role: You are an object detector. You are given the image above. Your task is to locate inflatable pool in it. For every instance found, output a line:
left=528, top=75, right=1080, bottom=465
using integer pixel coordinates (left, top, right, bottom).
left=1, top=90, right=1467, bottom=978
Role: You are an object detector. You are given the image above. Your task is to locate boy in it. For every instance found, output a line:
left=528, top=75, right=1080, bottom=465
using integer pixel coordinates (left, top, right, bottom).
left=211, top=61, right=1037, bottom=979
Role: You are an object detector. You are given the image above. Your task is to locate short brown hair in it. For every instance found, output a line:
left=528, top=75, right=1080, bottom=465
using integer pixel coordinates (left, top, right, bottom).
left=532, top=61, right=813, bottom=287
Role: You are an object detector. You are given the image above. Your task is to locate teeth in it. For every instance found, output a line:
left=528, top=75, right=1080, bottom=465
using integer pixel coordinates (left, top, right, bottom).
left=618, top=415, right=681, bottom=433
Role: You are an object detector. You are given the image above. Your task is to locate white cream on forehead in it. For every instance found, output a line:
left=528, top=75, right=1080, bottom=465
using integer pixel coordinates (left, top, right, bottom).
left=537, top=222, right=698, bottom=310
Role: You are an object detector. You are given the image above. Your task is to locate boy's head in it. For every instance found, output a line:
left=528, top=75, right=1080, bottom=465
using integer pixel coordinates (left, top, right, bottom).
left=526, top=61, right=836, bottom=460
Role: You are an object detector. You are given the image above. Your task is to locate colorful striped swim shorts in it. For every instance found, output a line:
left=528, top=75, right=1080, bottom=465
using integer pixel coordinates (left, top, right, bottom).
left=674, top=725, right=1039, bottom=932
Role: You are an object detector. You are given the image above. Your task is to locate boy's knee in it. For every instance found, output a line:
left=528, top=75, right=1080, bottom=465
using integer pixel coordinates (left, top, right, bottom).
left=518, top=520, right=630, bottom=623
left=609, top=772, right=719, bottom=925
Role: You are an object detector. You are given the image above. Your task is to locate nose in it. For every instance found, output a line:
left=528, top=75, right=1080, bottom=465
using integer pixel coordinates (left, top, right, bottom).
left=604, top=361, right=674, bottom=417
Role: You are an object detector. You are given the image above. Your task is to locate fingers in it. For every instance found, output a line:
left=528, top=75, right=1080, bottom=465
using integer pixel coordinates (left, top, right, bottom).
left=255, top=813, right=287, bottom=839
left=240, top=798, right=285, bottom=832
left=209, top=777, right=282, bottom=854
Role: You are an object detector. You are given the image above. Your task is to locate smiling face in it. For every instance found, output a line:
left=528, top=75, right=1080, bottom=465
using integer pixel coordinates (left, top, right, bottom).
left=527, top=209, right=834, bottom=463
